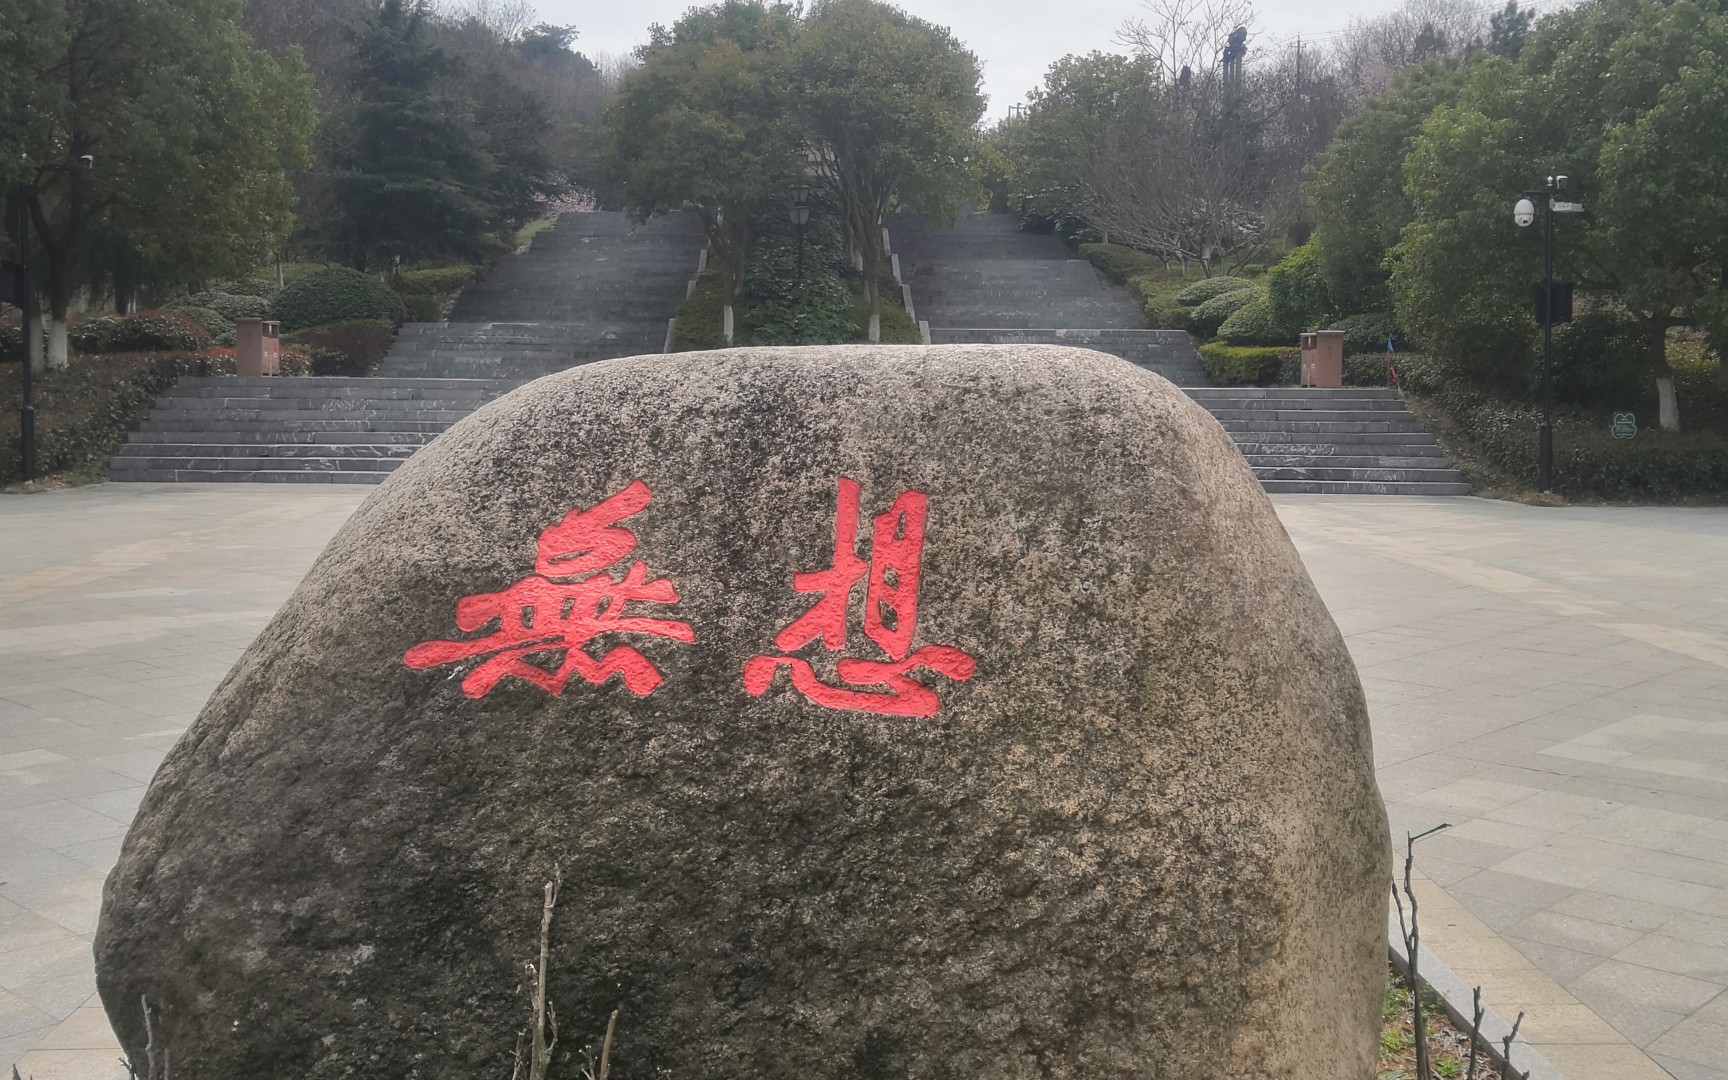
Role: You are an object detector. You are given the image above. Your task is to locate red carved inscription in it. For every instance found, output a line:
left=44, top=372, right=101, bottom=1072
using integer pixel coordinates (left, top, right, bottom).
left=404, top=480, right=694, bottom=698
left=743, top=478, right=975, bottom=717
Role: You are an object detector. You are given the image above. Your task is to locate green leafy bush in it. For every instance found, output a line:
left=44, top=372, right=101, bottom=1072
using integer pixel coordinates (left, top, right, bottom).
left=105, top=312, right=213, bottom=352
left=271, top=266, right=405, bottom=332
left=68, top=316, right=122, bottom=354
left=401, top=294, right=445, bottom=321
left=1176, top=276, right=1257, bottom=306
left=1331, top=312, right=1406, bottom=355
left=1189, top=288, right=1263, bottom=338
left=1079, top=243, right=1165, bottom=284
left=1218, top=295, right=1296, bottom=346
left=1, top=350, right=236, bottom=483
left=1549, top=313, right=1646, bottom=407
left=163, top=303, right=232, bottom=343
left=1198, top=343, right=1298, bottom=386
left=1266, top=241, right=1336, bottom=334
left=283, top=319, right=397, bottom=377
left=1346, top=353, right=1398, bottom=386
left=394, top=265, right=478, bottom=295
left=1125, top=273, right=1189, bottom=329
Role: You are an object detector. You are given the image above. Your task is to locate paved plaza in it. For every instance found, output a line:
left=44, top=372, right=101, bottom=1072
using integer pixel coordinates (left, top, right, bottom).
left=1, top=485, right=1725, bottom=1078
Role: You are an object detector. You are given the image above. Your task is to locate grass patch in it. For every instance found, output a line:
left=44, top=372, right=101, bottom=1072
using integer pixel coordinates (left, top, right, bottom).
left=513, top=217, right=557, bottom=250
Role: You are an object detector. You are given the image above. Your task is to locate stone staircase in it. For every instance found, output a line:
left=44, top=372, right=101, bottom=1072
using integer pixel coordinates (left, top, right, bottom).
left=1182, top=387, right=1470, bottom=495
left=890, top=211, right=1208, bottom=386
left=375, top=211, right=706, bottom=380
left=107, top=377, right=514, bottom=483
left=111, top=211, right=704, bottom=483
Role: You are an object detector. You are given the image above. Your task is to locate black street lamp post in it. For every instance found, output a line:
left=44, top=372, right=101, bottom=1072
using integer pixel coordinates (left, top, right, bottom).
left=788, top=183, right=811, bottom=345
left=1514, top=173, right=1580, bottom=494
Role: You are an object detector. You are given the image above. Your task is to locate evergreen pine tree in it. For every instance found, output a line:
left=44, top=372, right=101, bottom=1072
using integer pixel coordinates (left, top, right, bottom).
left=323, top=0, right=498, bottom=268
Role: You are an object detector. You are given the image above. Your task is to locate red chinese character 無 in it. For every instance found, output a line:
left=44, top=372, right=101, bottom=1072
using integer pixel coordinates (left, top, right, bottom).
left=404, top=480, right=694, bottom=699
left=743, top=477, right=975, bottom=717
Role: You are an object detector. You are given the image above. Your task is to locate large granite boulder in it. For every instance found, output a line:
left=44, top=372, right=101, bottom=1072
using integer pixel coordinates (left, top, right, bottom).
left=96, top=345, right=1389, bottom=1079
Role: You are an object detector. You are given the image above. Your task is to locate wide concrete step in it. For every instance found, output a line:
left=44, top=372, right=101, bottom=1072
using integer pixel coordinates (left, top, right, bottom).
left=1184, top=387, right=1400, bottom=400
left=1251, top=465, right=1464, bottom=482
left=125, top=430, right=441, bottom=446
left=137, top=417, right=456, bottom=433
left=1218, top=419, right=1426, bottom=434
left=1228, top=431, right=1439, bottom=447
left=1258, top=480, right=1474, bottom=495
left=116, top=442, right=422, bottom=459
left=106, top=467, right=395, bottom=484
left=112, top=454, right=410, bottom=472
left=1243, top=454, right=1451, bottom=469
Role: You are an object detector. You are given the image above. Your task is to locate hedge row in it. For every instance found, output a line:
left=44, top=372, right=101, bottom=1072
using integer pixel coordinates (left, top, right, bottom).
left=272, top=267, right=405, bottom=332
left=283, top=319, right=398, bottom=377
left=2, top=349, right=298, bottom=484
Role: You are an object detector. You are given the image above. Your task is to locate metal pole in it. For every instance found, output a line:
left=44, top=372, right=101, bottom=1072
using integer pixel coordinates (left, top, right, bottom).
left=16, top=188, right=34, bottom=484
left=1539, top=183, right=1554, bottom=493
left=795, top=224, right=805, bottom=346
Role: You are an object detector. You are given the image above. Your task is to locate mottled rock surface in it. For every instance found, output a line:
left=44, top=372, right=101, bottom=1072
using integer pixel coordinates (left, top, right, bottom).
left=96, top=345, right=1389, bottom=1079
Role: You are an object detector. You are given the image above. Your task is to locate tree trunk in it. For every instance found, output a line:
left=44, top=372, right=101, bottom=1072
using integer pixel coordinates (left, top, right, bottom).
left=47, top=318, right=68, bottom=370
left=1647, top=317, right=1679, bottom=431
left=26, top=310, right=45, bottom=376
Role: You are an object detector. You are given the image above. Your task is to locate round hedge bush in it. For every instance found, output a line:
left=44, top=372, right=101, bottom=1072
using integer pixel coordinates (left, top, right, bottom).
left=105, top=312, right=214, bottom=352
left=1187, top=287, right=1262, bottom=339
left=1218, top=295, right=1294, bottom=346
left=1329, top=311, right=1406, bottom=356
left=271, top=267, right=405, bottom=332
left=1176, top=276, right=1257, bottom=306
left=165, top=304, right=233, bottom=345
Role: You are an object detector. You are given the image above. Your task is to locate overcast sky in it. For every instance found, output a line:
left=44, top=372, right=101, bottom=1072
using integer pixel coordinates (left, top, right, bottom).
left=539, top=0, right=1424, bottom=117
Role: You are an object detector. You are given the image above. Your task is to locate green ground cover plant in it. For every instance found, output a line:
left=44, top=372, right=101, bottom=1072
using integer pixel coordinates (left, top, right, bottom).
left=1, top=348, right=304, bottom=485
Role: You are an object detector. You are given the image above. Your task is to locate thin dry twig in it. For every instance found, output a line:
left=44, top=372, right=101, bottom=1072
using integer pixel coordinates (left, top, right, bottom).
left=1466, top=985, right=1485, bottom=1080
left=1393, top=823, right=1451, bottom=1080
left=529, top=873, right=561, bottom=1080
left=1500, top=1011, right=1525, bottom=1080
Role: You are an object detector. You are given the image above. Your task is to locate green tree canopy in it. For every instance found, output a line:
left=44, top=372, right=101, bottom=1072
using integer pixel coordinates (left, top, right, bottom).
left=4, top=0, right=314, bottom=367
left=1305, top=60, right=1467, bottom=314
left=602, top=0, right=800, bottom=342
left=793, top=0, right=984, bottom=340
left=1391, top=0, right=1728, bottom=428
left=993, top=52, right=1153, bottom=237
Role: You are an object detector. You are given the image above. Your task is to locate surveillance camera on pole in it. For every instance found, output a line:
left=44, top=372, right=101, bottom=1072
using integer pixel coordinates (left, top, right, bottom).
left=1514, top=171, right=1582, bottom=495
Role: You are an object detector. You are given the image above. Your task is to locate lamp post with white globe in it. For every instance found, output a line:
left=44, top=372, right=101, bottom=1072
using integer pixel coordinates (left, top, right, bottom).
left=1514, top=173, right=1580, bottom=494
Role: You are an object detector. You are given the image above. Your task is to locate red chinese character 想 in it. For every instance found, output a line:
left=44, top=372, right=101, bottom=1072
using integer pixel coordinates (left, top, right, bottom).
left=404, top=480, right=694, bottom=699
left=743, top=477, right=975, bottom=717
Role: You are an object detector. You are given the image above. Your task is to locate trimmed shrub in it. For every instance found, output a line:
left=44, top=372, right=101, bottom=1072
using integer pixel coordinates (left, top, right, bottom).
left=401, top=294, right=445, bottom=322
left=1079, top=243, right=1165, bottom=284
left=1266, top=241, right=1335, bottom=334
left=68, top=316, right=123, bottom=354
left=1188, top=287, right=1262, bottom=338
left=2, top=350, right=236, bottom=482
left=1218, top=295, right=1295, bottom=346
left=1346, top=353, right=1398, bottom=387
left=1330, top=312, right=1406, bottom=356
left=271, top=267, right=405, bottom=332
left=164, top=303, right=232, bottom=343
left=283, top=319, right=397, bottom=378
left=105, top=311, right=213, bottom=352
left=1198, top=343, right=1297, bottom=386
left=1176, top=276, right=1257, bottom=306
left=395, top=265, right=478, bottom=295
